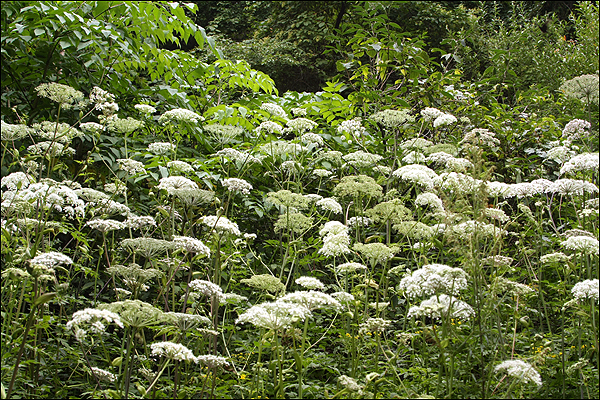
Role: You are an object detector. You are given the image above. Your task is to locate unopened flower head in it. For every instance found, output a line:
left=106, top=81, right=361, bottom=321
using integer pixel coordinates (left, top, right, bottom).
left=398, top=264, right=469, bottom=298
left=333, top=175, right=383, bottom=199
left=274, top=212, right=313, bottom=235
left=494, top=359, right=542, bottom=387
left=240, top=274, right=285, bottom=294
left=353, top=242, right=397, bottom=266
left=365, top=199, right=412, bottom=225
left=222, top=178, right=252, bottom=194
left=106, top=117, right=144, bottom=134
left=267, top=189, right=310, bottom=210
left=393, top=221, right=434, bottom=239
left=36, top=82, right=84, bottom=109
left=571, top=279, right=599, bottom=303
left=408, top=294, right=474, bottom=320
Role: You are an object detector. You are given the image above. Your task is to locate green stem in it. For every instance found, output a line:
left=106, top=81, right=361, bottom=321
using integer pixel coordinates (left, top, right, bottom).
left=6, top=304, right=38, bottom=399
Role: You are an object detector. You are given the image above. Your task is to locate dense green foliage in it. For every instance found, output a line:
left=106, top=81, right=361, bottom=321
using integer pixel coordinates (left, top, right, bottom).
left=1, top=1, right=598, bottom=399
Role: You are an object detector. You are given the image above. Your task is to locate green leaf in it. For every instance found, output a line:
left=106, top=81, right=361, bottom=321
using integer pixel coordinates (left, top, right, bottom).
left=33, top=292, right=56, bottom=307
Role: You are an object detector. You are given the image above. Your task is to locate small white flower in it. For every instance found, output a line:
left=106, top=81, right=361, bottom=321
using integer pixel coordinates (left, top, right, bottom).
left=571, top=279, right=599, bottom=303
left=316, top=197, right=343, bottom=214
left=151, top=341, right=198, bottom=362
left=222, top=178, right=253, bottom=195
left=295, top=276, right=326, bottom=290
left=494, top=359, right=542, bottom=387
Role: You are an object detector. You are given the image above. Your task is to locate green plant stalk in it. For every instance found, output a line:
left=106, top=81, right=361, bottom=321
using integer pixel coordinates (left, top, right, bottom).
left=123, top=328, right=135, bottom=399
left=144, top=358, right=170, bottom=395
left=297, top=316, right=310, bottom=399
left=6, top=303, right=39, bottom=399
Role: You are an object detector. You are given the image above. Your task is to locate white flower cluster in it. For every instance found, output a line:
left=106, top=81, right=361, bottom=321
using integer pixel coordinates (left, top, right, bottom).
left=260, top=140, right=305, bottom=158
left=1, top=172, right=34, bottom=191
left=189, top=279, right=222, bottom=299
left=295, top=276, right=325, bottom=290
left=560, top=153, right=599, bottom=175
left=255, top=120, right=283, bottom=135
left=450, top=220, right=506, bottom=240
left=338, top=375, right=363, bottom=392
left=300, top=132, right=324, bottom=146
left=494, top=359, right=542, bottom=387
left=151, top=341, right=198, bottom=362
left=286, top=117, right=317, bottom=134
left=80, top=122, right=104, bottom=135
left=540, top=252, right=571, bottom=264
left=173, top=236, right=211, bottom=256
left=316, top=197, right=343, bottom=214
left=134, top=104, right=157, bottom=114
left=279, top=290, right=342, bottom=311
left=125, top=215, right=156, bottom=230
left=196, top=354, right=230, bottom=369
left=89, top=367, right=117, bottom=383
left=148, top=142, right=176, bottom=155
left=313, top=169, right=333, bottom=178
left=427, top=152, right=474, bottom=172
left=215, top=148, right=261, bottom=164
left=31, top=251, right=73, bottom=267
left=433, top=113, right=457, bottom=128
left=347, top=216, right=373, bottom=229
left=236, top=300, right=311, bottom=330
left=398, top=264, right=469, bottom=298
left=353, top=242, right=397, bottom=266
left=260, top=103, right=288, bottom=120
left=86, top=218, right=126, bottom=233
left=66, top=308, right=124, bottom=341
left=117, top=158, right=145, bottom=176
left=415, top=192, right=444, bottom=213
left=408, top=294, right=474, bottom=320
left=434, top=172, right=482, bottom=195
left=400, top=138, right=433, bottom=150
left=201, top=215, right=241, bottom=236
left=159, top=108, right=204, bottom=124
left=291, top=107, right=307, bottom=116
left=343, top=150, right=384, bottom=168
left=393, top=164, right=438, bottom=190
left=571, top=279, right=599, bottom=303
left=402, top=151, right=427, bottom=164
left=2, top=181, right=86, bottom=218
left=167, top=160, right=194, bottom=174
left=337, top=118, right=367, bottom=137
left=562, top=236, right=599, bottom=256
left=222, top=178, right=253, bottom=194
left=27, top=141, right=74, bottom=157
left=420, top=107, right=444, bottom=121
left=2, top=121, right=32, bottom=141
left=34, top=121, right=82, bottom=143
left=335, top=262, right=367, bottom=275
left=318, top=221, right=351, bottom=257
left=546, top=145, right=576, bottom=164
left=546, top=179, right=599, bottom=196
left=304, top=193, right=323, bottom=202
left=562, top=119, right=591, bottom=142
left=156, top=176, right=198, bottom=194
left=371, top=109, right=415, bottom=128
left=484, top=207, right=510, bottom=223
